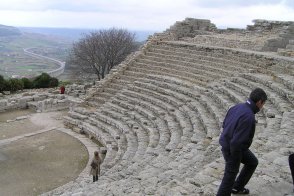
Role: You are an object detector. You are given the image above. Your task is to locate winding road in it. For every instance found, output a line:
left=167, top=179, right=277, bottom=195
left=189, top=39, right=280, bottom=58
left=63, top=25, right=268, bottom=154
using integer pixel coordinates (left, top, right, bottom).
left=23, top=47, right=65, bottom=77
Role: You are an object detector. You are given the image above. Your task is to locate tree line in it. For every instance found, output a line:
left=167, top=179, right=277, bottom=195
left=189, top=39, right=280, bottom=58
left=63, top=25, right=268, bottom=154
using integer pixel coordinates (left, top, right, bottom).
left=0, top=73, right=59, bottom=93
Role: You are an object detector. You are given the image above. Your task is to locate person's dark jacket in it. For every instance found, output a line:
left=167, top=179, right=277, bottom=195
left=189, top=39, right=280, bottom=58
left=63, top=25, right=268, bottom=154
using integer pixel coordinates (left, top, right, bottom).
left=219, top=99, right=259, bottom=155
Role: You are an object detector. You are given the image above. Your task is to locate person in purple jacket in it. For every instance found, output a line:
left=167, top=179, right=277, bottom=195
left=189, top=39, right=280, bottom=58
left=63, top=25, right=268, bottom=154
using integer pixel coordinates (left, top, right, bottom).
left=217, top=88, right=267, bottom=195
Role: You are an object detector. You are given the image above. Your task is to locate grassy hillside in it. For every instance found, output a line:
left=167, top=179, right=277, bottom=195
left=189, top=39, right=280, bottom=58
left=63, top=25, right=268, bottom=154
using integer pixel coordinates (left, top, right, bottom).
left=0, top=27, right=72, bottom=78
left=0, top=25, right=21, bottom=37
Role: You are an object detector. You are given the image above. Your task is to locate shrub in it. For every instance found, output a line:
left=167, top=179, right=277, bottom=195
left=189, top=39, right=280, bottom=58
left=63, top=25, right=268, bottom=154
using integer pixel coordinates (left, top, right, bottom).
left=49, top=77, right=59, bottom=87
left=7, top=78, right=24, bottom=92
left=32, top=73, right=59, bottom=88
left=33, top=73, right=51, bottom=88
left=0, top=73, right=59, bottom=92
left=21, top=77, right=33, bottom=89
left=0, top=75, right=5, bottom=92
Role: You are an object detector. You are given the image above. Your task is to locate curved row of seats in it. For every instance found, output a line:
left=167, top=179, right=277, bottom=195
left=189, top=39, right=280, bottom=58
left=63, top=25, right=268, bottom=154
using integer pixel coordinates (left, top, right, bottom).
left=196, top=73, right=294, bottom=194
left=58, top=40, right=294, bottom=196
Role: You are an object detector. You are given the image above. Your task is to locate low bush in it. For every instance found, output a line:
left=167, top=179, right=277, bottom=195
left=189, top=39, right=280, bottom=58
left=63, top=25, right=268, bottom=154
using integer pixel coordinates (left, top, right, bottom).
left=6, top=78, right=24, bottom=92
left=0, top=75, right=5, bottom=92
left=21, top=77, right=33, bottom=89
left=0, top=73, right=59, bottom=93
left=33, top=73, right=59, bottom=88
left=49, top=77, right=59, bottom=87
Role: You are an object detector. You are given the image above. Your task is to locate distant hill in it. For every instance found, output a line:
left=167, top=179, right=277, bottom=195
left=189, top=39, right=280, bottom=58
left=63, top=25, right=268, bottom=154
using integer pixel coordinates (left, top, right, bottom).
left=19, top=27, right=156, bottom=42
left=0, top=25, right=22, bottom=36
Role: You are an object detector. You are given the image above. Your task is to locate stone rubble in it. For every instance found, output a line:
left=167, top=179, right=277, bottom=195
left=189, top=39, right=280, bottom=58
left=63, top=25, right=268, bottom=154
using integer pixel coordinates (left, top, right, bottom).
left=0, top=83, right=91, bottom=113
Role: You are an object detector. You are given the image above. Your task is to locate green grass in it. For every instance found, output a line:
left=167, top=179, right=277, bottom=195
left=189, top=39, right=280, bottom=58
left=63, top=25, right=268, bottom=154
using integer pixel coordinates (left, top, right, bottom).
left=0, top=33, right=71, bottom=78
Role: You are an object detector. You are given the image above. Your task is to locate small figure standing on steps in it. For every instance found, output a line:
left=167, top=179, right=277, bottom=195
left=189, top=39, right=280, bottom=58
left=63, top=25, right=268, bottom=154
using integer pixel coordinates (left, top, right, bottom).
left=90, top=151, right=101, bottom=182
left=289, top=153, right=294, bottom=193
left=60, top=85, right=65, bottom=94
left=217, top=88, right=267, bottom=196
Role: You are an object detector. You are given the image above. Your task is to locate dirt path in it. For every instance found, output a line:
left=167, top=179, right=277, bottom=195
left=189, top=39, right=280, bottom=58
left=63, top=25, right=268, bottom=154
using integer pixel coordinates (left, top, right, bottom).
left=0, top=110, right=89, bottom=196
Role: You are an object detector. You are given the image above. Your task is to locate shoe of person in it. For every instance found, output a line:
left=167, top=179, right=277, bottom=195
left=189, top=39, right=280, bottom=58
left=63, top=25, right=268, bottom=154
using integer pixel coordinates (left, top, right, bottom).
left=231, top=188, right=250, bottom=194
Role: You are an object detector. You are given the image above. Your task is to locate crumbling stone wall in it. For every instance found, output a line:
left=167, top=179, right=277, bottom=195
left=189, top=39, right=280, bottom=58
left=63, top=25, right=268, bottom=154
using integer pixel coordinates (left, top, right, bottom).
left=248, top=20, right=294, bottom=52
left=163, top=18, right=294, bottom=53
left=165, top=18, right=217, bottom=40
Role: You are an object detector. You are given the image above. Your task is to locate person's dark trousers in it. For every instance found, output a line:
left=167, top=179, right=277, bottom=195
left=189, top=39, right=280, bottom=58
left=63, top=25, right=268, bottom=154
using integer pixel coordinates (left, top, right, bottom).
left=217, top=149, right=258, bottom=196
left=93, top=175, right=98, bottom=182
left=289, top=153, right=294, bottom=188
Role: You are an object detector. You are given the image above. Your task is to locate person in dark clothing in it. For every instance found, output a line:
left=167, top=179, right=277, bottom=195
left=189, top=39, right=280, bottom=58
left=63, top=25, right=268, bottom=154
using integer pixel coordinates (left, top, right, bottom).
left=90, top=151, right=101, bottom=182
left=289, top=153, right=294, bottom=193
left=217, top=88, right=267, bottom=196
left=60, top=86, right=65, bottom=94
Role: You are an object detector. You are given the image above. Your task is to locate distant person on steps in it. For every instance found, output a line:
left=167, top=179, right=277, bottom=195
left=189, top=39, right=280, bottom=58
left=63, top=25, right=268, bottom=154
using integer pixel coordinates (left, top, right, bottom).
left=90, top=151, right=101, bottom=182
left=217, top=88, right=267, bottom=195
left=60, top=85, right=65, bottom=94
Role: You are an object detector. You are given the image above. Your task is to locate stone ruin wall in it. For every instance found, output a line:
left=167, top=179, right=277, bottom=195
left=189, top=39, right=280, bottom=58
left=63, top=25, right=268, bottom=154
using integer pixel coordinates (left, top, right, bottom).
left=251, top=20, right=294, bottom=52
left=163, top=18, right=294, bottom=53
left=0, top=83, right=92, bottom=114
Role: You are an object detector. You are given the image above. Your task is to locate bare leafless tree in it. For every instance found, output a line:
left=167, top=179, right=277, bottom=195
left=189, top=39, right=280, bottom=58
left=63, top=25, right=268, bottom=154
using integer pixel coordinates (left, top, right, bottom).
left=68, top=28, right=137, bottom=80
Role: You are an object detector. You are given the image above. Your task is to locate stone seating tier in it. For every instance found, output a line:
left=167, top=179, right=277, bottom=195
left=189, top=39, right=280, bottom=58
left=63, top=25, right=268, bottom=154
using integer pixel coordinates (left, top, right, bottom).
left=50, top=31, right=294, bottom=196
left=147, top=47, right=264, bottom=73
left=152, top=43, right=270, bottom=69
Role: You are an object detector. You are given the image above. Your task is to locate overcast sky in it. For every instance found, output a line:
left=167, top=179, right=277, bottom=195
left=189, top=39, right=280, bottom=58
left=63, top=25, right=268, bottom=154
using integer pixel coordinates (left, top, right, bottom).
left=0, top=0, right=293, bottom=31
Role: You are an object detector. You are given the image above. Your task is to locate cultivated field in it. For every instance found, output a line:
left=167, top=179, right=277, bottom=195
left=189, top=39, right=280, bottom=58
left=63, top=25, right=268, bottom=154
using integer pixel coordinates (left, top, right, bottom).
left=0, top=33, right=71, bottom=78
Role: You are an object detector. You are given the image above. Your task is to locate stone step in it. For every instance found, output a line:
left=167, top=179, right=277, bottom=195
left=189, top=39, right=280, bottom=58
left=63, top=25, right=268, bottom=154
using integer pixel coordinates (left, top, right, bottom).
left=145, top=49, right=251, bottom=73
left=241, top=74, right=294, bottom=110
left=275, top=74, right=294, bottom=91
left=286, top=44, right=294, bottom=50
left=132, top=61, right=214, bottom=83
left=151, top=44, right=268, bottom=70
left=100, top=99, right=162, bottom=176
left=123, top=85, right=194, bottom=146
left=125, top=66, right=200, bottom=85
left=63, top=115, right=119, bottom=170
left=104, top=102, right=163, bottom=152
left=140, top=52, right=235, bottom=77
left=116, top=91, right=182, bottom=152
left=132, top=77, right=224, bottom=139
left=132, top=78, right=220, bottom=140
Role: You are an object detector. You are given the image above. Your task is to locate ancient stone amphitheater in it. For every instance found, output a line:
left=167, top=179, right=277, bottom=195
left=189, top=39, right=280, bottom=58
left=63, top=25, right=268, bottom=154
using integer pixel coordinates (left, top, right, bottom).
left=50, top=18, right=294, bottom=195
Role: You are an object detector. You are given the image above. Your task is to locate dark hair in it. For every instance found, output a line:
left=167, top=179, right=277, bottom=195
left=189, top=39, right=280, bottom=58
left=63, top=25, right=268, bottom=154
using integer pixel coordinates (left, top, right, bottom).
left=249, top=88, right=267, bottom=103
left=94, top=151, right=99, bottom=157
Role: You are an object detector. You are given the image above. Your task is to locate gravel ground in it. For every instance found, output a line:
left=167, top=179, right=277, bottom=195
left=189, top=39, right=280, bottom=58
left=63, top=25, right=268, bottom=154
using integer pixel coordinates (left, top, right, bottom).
left=0, top=110, right=88, bottom=196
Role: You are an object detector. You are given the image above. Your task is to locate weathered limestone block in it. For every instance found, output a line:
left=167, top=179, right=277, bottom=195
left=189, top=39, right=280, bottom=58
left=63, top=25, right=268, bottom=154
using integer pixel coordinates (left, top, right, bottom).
left=0, top=100, right=8, bottom=107
left=16, top=115, right=28, bottom=121
left=2, top=91, right=10, bottom=95
left=32, top=95, right=42, bottom=101
left=18, top=97, right=29, bottom=108
left=57, top=94, right=65, bottom=100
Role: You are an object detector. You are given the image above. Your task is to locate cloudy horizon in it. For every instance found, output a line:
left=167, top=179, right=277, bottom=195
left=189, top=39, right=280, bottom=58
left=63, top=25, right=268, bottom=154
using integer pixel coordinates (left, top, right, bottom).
left=0, top=0, right=293, bottom=31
